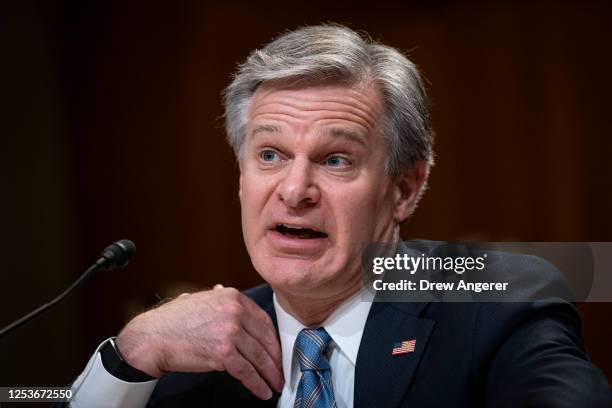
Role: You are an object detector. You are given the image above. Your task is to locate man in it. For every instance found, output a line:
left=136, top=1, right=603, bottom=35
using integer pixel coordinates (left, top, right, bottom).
left=68, top=25, right=610, bottom=407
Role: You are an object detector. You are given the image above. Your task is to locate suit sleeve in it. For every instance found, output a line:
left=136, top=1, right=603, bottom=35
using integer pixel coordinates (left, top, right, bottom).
left=475, top=294, right=611, bottom=406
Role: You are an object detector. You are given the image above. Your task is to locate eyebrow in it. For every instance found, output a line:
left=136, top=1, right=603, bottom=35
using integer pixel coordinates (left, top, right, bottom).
left=325, top=127, right=368, bottom=147
left=251, top=124, right=281, bottom=137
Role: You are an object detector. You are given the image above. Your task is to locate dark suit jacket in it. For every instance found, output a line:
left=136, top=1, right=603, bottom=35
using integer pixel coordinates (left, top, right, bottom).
left=147, top=242, right=611, bottom=407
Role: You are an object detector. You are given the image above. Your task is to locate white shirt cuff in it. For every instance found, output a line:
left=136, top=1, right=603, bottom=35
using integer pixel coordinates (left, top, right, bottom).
left=69, top=338, right=159, bottom=408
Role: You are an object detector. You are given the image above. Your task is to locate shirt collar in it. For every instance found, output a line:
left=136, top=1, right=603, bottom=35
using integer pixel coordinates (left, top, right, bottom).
left=273, top=289, right=373, bottom=385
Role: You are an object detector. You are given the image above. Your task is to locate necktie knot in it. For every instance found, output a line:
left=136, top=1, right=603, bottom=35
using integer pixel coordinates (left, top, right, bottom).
left=295, top=328, right=333, bottom=372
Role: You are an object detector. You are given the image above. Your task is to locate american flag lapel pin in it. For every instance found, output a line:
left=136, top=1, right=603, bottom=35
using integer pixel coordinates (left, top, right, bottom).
left=392, top=338, right=416, bottom=355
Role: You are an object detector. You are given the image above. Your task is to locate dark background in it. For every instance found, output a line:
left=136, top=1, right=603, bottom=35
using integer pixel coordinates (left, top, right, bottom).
left=1, top=0, right=610, bottom=387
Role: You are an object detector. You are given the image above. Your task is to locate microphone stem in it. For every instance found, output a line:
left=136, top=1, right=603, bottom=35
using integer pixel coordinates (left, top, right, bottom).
left=0, top=258, right=106, bottom=339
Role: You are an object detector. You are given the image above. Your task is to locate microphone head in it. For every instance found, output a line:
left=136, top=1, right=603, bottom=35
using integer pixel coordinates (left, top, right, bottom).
left=100, top=239, right=136, bottom=270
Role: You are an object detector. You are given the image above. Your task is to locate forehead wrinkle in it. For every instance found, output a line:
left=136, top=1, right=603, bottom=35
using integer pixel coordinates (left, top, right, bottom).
left=258, top=95, right=380, bottom=124
left=250, top=102, right=379, bottom=134
left=250, top=86, right=382, bottom=123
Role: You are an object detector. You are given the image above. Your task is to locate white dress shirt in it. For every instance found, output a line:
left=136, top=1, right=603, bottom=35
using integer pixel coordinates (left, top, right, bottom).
left=70, top=289, right=373, bottom=407
left=275, top=290, right=373, bottom=408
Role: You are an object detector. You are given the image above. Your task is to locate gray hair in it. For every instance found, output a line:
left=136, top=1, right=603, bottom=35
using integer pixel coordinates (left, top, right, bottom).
left=223, top=24, right=434, bottom=178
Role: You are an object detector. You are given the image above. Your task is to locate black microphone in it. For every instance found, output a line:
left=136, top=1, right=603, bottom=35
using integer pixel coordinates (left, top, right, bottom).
left=0, top=239, right=136, bottom=339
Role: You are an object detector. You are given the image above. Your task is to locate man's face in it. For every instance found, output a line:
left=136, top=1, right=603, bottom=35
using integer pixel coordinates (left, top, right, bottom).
left=239, top=80, right=407, bottom=301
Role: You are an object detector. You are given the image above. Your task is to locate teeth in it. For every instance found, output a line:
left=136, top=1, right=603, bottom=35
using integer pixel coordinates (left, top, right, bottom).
left=275, top=223, right=327, bottom=239
left=279, top=224, right=309, bottom=230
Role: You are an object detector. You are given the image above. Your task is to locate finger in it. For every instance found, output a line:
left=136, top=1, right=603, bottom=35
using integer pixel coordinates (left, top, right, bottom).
left=224, top=347, right=273, bottom=400
left=235, top=328, right=284, bottom=392
left=238, top=295, right=282, bottom=370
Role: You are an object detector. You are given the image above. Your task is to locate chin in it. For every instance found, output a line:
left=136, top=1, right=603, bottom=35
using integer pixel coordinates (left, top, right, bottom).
left=255, top=251, right=360, bottom=299
left=255, top=256, right=327, bottom=291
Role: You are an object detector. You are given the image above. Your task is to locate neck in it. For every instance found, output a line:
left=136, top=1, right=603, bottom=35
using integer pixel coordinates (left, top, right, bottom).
left=274, top=276, right=362, bottom=326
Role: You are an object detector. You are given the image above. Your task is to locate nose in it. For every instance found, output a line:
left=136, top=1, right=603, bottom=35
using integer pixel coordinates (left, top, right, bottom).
left=278, top=158, right=320, bottom=209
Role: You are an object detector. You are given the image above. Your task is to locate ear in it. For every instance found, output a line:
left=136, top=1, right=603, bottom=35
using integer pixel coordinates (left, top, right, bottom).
left=392, top=160, right=429, bottom=223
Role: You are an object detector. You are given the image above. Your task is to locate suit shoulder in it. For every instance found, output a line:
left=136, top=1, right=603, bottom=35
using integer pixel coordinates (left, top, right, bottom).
left=404, top=239, right=572, bottom=302
left=243, top=283, right=274, bottom=308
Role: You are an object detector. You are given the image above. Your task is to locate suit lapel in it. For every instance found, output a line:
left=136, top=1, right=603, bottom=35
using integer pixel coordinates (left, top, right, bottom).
left=258, top=290, right=281, bottom=407
left=354, top=301, right=435, bottom=408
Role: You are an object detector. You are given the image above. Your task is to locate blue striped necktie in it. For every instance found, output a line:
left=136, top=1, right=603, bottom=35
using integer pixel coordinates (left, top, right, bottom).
left=294, top=328, right=337, bottom=408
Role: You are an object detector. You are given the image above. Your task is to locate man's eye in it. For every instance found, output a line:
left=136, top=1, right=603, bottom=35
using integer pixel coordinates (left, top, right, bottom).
left=326, top=155, right=350, bottom=168
left=260, top=150, right=279, bottom=162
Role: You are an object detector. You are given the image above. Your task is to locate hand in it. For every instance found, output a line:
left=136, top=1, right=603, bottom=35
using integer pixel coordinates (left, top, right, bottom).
left=115, top=285, right=283, bottom=400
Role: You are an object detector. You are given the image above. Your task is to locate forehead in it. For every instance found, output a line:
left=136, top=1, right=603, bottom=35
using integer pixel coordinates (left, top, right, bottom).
left=247, top=80, right=384, bottom=135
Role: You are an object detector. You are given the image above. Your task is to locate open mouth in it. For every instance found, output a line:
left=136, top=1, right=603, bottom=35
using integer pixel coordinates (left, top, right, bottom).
left=274, top=224, right=328, bottom=239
